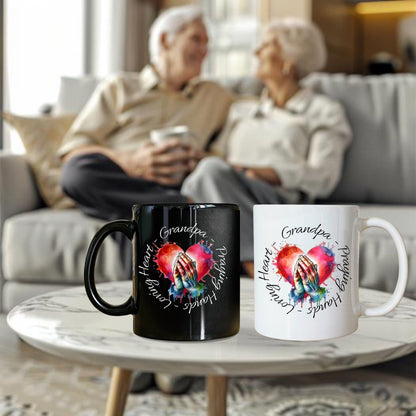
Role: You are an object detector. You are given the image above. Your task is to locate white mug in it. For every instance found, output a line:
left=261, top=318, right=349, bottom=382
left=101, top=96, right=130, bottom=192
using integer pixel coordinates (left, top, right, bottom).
left=254, top=205, right=408, bottom=341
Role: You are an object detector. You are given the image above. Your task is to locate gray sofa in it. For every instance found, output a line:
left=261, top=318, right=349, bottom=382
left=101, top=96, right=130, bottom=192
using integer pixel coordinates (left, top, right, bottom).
left=1, top=73, right=416, bottom=312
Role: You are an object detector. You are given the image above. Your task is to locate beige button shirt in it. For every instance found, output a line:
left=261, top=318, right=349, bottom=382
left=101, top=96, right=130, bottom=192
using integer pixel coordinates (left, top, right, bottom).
left=216, top=88, right=352, bottom=201
left=58, top=65, right=233, bottom=157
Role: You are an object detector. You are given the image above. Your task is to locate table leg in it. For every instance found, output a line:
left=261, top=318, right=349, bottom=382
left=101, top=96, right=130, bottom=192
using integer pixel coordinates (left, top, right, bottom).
left=105, top=367, right=132, bottom=416
left=206, top=375, right=228, bottom=416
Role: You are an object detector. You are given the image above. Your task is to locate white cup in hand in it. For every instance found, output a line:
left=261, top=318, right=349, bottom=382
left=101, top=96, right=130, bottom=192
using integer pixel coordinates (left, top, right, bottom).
left=150, top=126, right=197, bottom=182
left=150, top=125, right=195, bottom=146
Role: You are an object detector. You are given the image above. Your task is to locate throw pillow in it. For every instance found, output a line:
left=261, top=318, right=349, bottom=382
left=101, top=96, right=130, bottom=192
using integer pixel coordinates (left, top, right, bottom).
left=3, top=112, right=77, bottom=209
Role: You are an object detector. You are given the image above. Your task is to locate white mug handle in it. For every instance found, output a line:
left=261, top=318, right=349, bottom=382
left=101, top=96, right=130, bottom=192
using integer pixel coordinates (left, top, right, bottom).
left=359, top=217, right=408, bottom=316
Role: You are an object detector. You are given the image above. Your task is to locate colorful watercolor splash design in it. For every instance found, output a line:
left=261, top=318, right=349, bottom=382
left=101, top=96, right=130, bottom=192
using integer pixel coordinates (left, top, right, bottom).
left=154, top=242, right=214, bottom=300
left=273, top=244, right=336, bottom=305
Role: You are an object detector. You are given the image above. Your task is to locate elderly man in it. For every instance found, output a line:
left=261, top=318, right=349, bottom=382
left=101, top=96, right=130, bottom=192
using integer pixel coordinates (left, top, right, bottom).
left=60, top=5, right=233, bottom=221
left=59, top=5, right=233, bottom=395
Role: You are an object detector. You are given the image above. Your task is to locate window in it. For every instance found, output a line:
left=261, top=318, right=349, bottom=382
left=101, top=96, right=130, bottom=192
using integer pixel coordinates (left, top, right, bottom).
left=4, top=0, right=126, bottom=153
left=4, top=0, right=85, bottom=152
left=202, top=0, right=259, bottom=78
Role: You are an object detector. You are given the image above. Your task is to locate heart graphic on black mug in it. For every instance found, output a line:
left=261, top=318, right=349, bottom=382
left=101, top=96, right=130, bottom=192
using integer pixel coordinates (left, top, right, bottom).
left=155, top=242, right=215, bottom=299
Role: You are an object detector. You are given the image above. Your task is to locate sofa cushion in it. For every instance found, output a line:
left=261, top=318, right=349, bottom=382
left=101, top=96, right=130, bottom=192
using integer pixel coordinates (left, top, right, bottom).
left=304, top=73, right=416, bottom=205
left=218, top=76, right=264, bottom=97
left=55, top=76, right=100, bottom=115
left=2, top=208, right=125, bottom=284
left=2, top=113, right=77, bottom=209
left=358, top=205, right=416, bottom=299
left=3, top=204, right=415, bottom=299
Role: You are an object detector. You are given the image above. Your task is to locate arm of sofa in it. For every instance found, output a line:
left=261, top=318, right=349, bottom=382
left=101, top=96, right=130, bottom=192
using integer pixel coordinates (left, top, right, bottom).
left=0, top=152, right=44, bottom=222
left=0, top=152, right=44, bottom=311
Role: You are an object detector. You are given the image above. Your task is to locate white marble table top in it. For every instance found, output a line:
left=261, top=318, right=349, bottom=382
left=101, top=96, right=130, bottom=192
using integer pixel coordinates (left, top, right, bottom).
left=7, top=279, right=416, bottom=376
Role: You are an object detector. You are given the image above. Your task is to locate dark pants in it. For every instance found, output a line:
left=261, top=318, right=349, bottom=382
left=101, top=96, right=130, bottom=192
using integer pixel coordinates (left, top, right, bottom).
left=61, top=153, right=186, bottom=277
left=61, top=153, right=186, bottom=221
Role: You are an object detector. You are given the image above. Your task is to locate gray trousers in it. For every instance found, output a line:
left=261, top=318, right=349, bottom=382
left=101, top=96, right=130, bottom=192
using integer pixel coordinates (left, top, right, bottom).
left=61, top=153, right=186, bottom=277
left=181, top=157, right=287, bottom=262
left=61, top=153, right=186, bottom=221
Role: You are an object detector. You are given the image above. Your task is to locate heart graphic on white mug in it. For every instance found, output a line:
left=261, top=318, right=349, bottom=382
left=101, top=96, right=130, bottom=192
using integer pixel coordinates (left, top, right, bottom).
left=273, top=244, right=336, bottom=295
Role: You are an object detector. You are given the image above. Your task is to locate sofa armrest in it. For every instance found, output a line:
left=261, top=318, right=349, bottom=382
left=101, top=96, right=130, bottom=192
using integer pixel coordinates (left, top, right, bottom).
left=0, top=152, right=44, bottom=311
left=0, top=152, right=44, bottom=223
left=0, top=151, right=45, bottom=234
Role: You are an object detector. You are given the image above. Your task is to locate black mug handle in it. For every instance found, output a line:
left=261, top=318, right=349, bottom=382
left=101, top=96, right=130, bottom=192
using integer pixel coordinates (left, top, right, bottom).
left=84, top=219, right=137, bottom=316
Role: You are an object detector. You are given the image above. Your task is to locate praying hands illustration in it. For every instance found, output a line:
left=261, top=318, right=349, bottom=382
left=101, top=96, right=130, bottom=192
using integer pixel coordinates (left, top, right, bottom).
left=290, top=254, right=326, bottom=304
left=169, top=252, right=205, bottom=299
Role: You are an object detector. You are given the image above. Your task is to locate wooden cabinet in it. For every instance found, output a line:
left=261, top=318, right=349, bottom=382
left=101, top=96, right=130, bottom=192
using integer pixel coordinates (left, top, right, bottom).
left=311, top=0, right=416, bottom=74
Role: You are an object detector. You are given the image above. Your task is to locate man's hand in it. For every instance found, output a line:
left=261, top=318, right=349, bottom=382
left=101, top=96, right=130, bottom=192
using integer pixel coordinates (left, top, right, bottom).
left=63, top=139, right=204, bottom=187
left=233, top=165, right=281, bottom=186
left=119, top=139, right=203, bottom=186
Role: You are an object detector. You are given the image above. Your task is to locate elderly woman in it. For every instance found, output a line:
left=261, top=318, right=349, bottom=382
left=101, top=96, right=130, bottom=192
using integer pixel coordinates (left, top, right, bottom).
left=182, top=18, right=352, bottom=277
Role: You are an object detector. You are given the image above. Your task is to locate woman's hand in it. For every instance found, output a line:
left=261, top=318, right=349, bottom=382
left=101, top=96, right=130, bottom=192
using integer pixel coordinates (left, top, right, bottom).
left=234, top=165, right=281, bottom=186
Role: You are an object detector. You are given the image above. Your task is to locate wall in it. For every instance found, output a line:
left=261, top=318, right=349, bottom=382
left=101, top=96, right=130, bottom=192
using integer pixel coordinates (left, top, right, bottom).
left=267, top=0, right=311, bottom=21
left=124, top=0, right=159, bottom=71
left=162, top=0, right=196, bottom=9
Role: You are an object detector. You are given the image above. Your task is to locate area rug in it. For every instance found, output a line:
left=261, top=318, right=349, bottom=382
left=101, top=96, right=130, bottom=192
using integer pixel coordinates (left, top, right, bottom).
left=1, top=357, right=416, bottom=416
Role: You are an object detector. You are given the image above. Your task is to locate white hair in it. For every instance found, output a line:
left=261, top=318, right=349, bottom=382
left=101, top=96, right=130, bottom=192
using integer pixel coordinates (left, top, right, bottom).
left=149, top=5, right=204, bottom=66
left=265, top=18, right=327, bottom=79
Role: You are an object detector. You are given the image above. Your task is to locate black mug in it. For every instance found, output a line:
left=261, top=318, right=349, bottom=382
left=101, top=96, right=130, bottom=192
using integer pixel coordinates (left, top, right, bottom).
left=84, top=203, right=240, bottom=341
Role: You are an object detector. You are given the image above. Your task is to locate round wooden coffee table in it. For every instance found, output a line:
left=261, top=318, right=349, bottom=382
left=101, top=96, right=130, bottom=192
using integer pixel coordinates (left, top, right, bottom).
left=7, top=279, right=416, bottom=416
